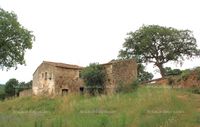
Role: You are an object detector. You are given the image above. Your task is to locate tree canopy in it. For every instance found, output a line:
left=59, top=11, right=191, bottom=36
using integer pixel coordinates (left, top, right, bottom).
left=81, top=63, right=105, bottom=95
left=119, top=25, right=200, bottom=77
left=0, top=8, right=34, bottom=70
left=5, top=78, right=18, bottom=97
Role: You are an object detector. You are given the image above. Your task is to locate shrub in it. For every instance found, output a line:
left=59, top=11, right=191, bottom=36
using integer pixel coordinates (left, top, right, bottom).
left=5, top=78, right=19, bottom=97
left=81, top=63, right=106, bottom=95
left=164, top=67, right=182, bottom=76
left=168, top=77, right=175, bottom=88
left=181, top=69, right=191, bottom=81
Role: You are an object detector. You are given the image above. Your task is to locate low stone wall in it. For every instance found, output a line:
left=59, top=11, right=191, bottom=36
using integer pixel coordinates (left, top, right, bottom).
left=19, top=89, right=32, bottom=97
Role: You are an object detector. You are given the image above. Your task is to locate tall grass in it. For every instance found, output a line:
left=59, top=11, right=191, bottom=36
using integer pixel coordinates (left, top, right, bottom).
left=0, top=86, right=199, bottom=127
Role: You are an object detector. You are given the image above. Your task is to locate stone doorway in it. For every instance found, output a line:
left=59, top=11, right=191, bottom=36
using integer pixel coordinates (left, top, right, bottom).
left=62, top=89, right=68, bottom=96
left=80, top=86, right=84, bottom=94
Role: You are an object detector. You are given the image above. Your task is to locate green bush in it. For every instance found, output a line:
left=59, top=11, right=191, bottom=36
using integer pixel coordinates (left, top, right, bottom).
left=181, top=69, right=191, bottom=81
left=164, top=67, right=182, bottom=76
left=81, top=63, right=106, bottom=95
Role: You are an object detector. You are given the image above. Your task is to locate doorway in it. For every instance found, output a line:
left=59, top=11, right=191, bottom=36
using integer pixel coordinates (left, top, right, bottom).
left=62, top=89, right=68, bottom=96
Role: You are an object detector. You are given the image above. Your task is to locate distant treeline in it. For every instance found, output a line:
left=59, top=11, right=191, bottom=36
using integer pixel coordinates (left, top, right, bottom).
left=0, top=79, right=32, bottom=100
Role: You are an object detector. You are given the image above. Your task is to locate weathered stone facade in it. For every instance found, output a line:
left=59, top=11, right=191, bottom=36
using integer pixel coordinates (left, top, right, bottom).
left=32, top=59, right=137, bottom=96
left=103, top=59, right=137, bottom=93
left=32, top=61, right=83, bottom=96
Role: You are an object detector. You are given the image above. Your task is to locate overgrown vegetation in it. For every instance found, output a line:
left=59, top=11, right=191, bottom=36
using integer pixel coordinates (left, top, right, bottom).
left=164, top=67, right=182, bottom=76
left=0, top=86, right=200, bottom=127
left=81, top=63, right=106, bottom=95
left=1, top=79, right=32, bottom=99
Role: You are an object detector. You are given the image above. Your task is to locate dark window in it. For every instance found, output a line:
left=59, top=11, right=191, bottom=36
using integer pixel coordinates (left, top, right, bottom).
left=42, top=73, right=44, bottom=78
left=80, top=86, right=84, bottom=94
left=49, top=73, right=52, bottom=80
left=62, top=89, right=68, bottom=96
left=45, top=72, right=47, bottom=80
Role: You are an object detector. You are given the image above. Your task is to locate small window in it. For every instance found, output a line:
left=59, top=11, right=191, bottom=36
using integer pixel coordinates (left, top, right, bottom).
left=45, top=72, right=47, bottom=80
left=42, top=73, right=44, bottom=78
left=49, top=73, right=53, bottom=80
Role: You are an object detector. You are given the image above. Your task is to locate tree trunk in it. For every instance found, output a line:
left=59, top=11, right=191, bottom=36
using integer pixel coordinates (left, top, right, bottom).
left=156, top=63, right=165, bottom=78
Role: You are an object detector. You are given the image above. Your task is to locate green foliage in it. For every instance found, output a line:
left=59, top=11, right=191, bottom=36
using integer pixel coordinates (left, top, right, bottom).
left=0, top=85, right=5, bottom=100
left=5, top=78, right=19, bottom=97
left=119, top=25, right=199, bottom=77
left=195, top=67, right=200, bottom=80
left=4, top=79, right=32, bottom=98
left=0, top=8, right=35, bottom=70
left=164, top=67, right=182, bottom=76
left=81, top=63, right=106, bottom=95
left=180, top=69, right=191, bottom=81
left=138, top=64, right=153, bottom=81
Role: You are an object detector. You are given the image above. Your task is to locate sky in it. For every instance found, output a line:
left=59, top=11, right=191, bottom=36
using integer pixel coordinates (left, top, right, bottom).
left=0, top=0, right=200, bottom=84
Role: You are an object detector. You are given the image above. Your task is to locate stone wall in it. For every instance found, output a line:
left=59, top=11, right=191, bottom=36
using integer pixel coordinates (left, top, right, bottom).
left=112, top=59, right=137, bottom=86
left=32, top=59, right=137, bottom=96
left=32, top=63, right=55, bottom=96
left=54, top=67, right=83, bottom=95
left=103, top=59, right=137, bottom=93
left=19, top=89, right=32, bottom=97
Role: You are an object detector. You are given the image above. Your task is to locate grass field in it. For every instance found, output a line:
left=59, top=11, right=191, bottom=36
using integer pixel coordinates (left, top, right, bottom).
left=0, top=86, right=200, bottom=127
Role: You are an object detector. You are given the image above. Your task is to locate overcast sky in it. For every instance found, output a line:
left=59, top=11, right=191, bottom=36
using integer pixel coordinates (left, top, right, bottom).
left=0, top=0, right=200, bottom=84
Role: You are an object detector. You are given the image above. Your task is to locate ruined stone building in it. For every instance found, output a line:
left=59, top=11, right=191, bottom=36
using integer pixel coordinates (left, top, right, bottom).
left=32, top=61, right=84, bottom=96
left=32, top=59, right=137, bottom=96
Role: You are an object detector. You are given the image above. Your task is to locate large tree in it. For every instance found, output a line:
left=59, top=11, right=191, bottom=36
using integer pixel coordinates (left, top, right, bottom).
left=81, top=63, right=106, bottom=95
left=119, top=25, right=200, bottom=77
left=0, top=8, right=34, bottom=70
left=5, top=78, right=19, bottom=97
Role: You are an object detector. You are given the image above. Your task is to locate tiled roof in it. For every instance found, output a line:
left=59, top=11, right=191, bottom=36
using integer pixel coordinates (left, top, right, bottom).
left=43, top=61, right=83, bottom=69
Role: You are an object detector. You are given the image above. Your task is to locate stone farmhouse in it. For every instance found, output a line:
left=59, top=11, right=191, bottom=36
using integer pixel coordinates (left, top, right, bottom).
left=32, top=59, right=137, bottom=96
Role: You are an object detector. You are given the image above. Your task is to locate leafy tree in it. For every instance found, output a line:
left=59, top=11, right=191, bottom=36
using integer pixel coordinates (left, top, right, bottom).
left=119, top=25, right=200, bottom=77
left=164, top=67, right=182, bottom=76
left=0, top=8, right=34, bottom=70
left=5, top=78, right=19, bottom=97
left=138, top=64, right=153, bottom=81
left=81, top=63, right=105, bottom=95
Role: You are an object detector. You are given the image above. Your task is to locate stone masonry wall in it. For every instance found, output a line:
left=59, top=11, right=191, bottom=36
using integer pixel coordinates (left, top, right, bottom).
left=103, top=59, right=137, bottom=93
left=32, top=63, right=55, bottom=95
left=112, top=59, right=137, bottom=87
left=54, top=67, right=83, bottom=95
